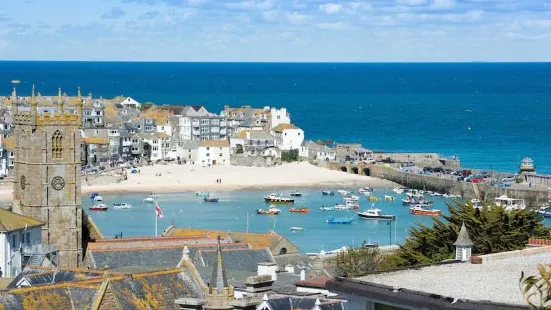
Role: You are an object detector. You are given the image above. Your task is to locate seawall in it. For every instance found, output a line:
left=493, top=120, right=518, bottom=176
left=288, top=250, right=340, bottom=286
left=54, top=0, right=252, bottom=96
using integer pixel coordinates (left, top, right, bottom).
left=328, top=163, right=551, bottom=207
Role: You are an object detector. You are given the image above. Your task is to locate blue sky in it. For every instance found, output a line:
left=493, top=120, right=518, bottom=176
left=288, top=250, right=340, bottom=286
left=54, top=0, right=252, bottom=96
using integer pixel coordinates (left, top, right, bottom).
left=0, top=0, right=550, bottom=61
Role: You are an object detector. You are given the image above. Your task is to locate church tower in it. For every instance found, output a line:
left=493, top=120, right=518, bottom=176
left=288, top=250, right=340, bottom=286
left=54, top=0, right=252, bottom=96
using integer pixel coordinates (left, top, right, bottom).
left=12, top=86, right=84, bottom=268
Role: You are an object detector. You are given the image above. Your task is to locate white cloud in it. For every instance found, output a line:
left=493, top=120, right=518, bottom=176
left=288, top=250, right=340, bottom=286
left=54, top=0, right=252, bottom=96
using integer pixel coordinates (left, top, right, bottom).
left=396, top=0, right=426, bottom=5
left=225, top=0, right=275, bottom=11
left=284, top=12, right=308, bottom=24
left=319, top=3, right=342, bottom=14
left=430, top=0, right=455, bottom=10
left=316, top=22, right=355, bottom=30
left=349, top=2, right=372, bottom=11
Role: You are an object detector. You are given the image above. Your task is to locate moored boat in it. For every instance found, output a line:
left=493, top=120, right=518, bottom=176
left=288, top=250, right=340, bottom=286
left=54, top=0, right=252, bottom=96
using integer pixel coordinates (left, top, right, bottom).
left=357, top=208, right=396, bottom=220
left=343, top=195, right=360, bottom=202
left=204, top=197, right=219, bottom=203
left=409, top=205, right=442, bottom=216
left=113, top=203, right=132, bottom=209
left=322, top=190, right=335, bottom=196
left=143, top=196, right=155, bottom=203
left=536, top=206, right=551, bottom=218
left=319, top=206, right=335, bottom=211
left=337, top=189, right=351, bottom=196
left=264, top=193, right=295, bottom=204
left=290, top=227, right=305, bottom=231
left=196, top=191, right=209, bottom=197
left=384, top=195, right=395, bottom=201
left=289, top=207, right=309, bottom=213
left=326, top=216, right=356, bottom=224
left=368, top=196, right=381, bottom=202
left=494, top=195, right=526, bottom=211
left=91, top=193, right=103, bottom=202
left=89, top=204, right=108, bottom=211
left=290, top=191, right=303, bottom=197
left=256, top=206, right=281, bottom=215
left=392, top=187, right=405, bottom=194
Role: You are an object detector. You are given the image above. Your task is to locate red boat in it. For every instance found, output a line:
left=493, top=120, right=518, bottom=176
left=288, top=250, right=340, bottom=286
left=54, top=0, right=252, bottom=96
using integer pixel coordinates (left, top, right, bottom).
left=289, top=207, right=310, bottom=213
left=89, top=204, right=108, bottom=211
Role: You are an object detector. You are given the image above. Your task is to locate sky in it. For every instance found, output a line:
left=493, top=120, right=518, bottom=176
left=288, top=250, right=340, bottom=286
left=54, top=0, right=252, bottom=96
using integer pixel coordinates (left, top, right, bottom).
left=0, top=0, right=550, bottom=62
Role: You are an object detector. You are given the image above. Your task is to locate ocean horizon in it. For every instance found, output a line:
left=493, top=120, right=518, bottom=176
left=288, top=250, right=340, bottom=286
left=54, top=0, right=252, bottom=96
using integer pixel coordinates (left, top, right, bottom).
left=2, top=61, right=550, bottom=173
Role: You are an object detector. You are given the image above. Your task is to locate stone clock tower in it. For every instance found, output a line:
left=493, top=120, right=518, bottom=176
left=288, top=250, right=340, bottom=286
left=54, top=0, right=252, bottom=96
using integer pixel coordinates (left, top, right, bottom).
left=12, top=86, right=83, bottom=267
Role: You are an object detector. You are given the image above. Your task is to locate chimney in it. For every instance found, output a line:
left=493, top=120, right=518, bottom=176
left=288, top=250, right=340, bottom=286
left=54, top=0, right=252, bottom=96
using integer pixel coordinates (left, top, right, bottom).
left=300, top=270, right=306, bottom=281
left=257, top=262, right=277, bottom=281
left=246, top=131, right=250, bottom=140
left=244, top=275, right=274, bottom=300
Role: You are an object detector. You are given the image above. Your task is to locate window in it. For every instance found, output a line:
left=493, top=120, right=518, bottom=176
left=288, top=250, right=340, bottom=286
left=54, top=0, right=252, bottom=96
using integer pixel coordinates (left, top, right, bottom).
left=52, top=130, right=63, bottom=159
left=153, top=146, right=158, bottom=151
left=201, top=127, right=209, bottom=133
left=277, top=116, right=280, bottom=119
left=219, top=153, right=223, bottom=157
left=206, top=153, right=210, bottom=157
left=85, top=111, right=91, bottom=116
left=211, top=119, right=219, bottom=125
left=201, top=119, right=209, bottom=125
left=12, top=235, right=16, bottom=248
left=26, top=232, right=30, bottom=244
left=298, top=132, right=301, bottom=136
left=206, top=147, right=210, bottom=150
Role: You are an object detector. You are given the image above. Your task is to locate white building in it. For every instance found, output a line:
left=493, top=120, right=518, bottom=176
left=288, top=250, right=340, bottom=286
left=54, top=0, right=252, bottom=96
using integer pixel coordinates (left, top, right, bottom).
left=198, top=140, right=230, bottom=166
left=118, top=97, right=141, bottom=109
left=272, top=124, right=304, bottom=151
left=299, top=140, right=336, bottom=161
left=168, top=139, right=199, bottom=164
left=133, top=133, right=171, bottom=161
left=270, top=107, right=290, bottom=130
left=230, top=130, right=276, bottom=155
left=0, top=209, right=44, bottom=278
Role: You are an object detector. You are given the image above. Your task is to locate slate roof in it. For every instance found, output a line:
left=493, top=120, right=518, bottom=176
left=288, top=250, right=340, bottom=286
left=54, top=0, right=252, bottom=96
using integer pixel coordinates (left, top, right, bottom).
left=199, top=140, right=230, bottom=147
left=0, top=284, right=101, bottom=310
left=0, top=208, right=43, bottom=232
left=199, top=248, right=274, bottom=272
left=273, top=123, right=299, bottom=132
left=6, top=266, right=109, bottom=289
left=454, top=223, right=473, bottom=246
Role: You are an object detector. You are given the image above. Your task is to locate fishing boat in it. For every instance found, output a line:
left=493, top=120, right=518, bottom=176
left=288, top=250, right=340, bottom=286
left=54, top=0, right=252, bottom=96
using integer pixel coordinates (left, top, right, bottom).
left=143, top=196, right=155, bottom=203
left=264, top=193, right=295, bottom=204
left=290, top=190, right=303, bottom=197
left=90, top=193, right=103, bottom=202
left=357, top=208, right=396, bottom=220
left=90, top=193, right=100, bottom=200
left=536, top=207, right=551, bottom=218
left=494, top=195, right=526, bottom=211
left=410, top=205, right=442, bottom=216
left=326, top=216, right=356, bottom=224
left=319, top=206, right=335, bottom=211
left=337, top=189, right=351, bottom=196
left=113, top=203, right=132, bottom=209
left=196, top=190, right=210, bottom=197
left=290, top=227, right=305, bottom=231
left=289, top=207, right=309, bottom=213
left=204, top=197, right=219, bottom=203
left=392, top=187, right=405, bottom=194
left=368, top=196, right=381, bottom=202
left=322, top=190, right=335, bottom=196
left=384, top=195, right=395, bottom=201
left=256, top=206, right=281, bottom=215
left=358, top=187, right=373, bottom=194
left=406, top=191, right=424, bottom=199
left=89, top=204, right=108, bottom=211
left=402, top=198, right=433, bottom=205
left=344, top=195, right=360, bottom=202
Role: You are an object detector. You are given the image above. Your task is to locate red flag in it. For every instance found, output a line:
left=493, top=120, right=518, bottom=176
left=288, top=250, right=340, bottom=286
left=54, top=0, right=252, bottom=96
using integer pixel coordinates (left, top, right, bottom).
left=155, top=203, right=164, bottom=219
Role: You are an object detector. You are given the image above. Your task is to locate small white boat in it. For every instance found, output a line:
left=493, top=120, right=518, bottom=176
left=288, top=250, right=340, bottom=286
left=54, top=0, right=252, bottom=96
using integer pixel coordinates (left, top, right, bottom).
left=469, top=199, right=483, bottom=210
left=93, top=195, right=103, bottom=202
left=319, top=206, right=335, bottom=211
left=384, top=195, right=395, bottom=201
left=343, top=195, right=360, bottom=202
left=143, top=196, right=155, bottom=203
left=290, top=227, right=304, bottom=231
left=358, top=208, right=396, bottom=220
left=392, top=187, right=405, bottom=194
left=337, top=189, right=351, bottom=196
left=494, top=195, right=526, bottom=211
left=113, top=203, right=132, bottom=209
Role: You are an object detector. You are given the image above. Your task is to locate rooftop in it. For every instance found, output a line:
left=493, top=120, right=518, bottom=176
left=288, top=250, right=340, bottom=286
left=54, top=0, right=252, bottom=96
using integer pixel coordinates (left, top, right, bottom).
left=354, top=247, right=551, bottom=306
left=0, top=209, right=43, bottom=232
left=198, top=140, right=230, bottom=147
left=273, top=123, right=299, bottom=132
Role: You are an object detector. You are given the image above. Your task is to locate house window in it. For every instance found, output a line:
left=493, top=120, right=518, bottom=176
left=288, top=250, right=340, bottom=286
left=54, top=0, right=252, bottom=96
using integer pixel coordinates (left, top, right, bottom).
left=298, top=132, right=301, bottom=136
left=206, top=153, right=210, bottom=157
left=12, top=235, right=16, bottom=248
left=284, top=133, right=287, bottom=136
left=52, top=130, right=63, bottom=159
left=206, top=147, right=210, bottom=150
left=26, top=232, right=30, bottom=244
left=201, top=119, right=209, bottom=125
left=153, top=146, right=158, bottom=151
left=219, top=153, right=223, bottom=157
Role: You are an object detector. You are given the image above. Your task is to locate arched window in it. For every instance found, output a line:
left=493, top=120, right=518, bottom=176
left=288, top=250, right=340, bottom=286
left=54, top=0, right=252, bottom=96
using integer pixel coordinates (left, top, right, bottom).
left=52, top=130, right=63, bottom=159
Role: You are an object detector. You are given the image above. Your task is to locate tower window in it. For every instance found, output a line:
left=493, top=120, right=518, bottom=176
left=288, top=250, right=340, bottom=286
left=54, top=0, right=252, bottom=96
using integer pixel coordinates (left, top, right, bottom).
left=52, top=130, right=63, bottom=159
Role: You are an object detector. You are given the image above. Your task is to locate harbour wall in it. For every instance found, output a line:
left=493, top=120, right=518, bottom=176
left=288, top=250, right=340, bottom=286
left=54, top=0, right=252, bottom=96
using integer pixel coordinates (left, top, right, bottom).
left=328, top=163, right=551, bottom=207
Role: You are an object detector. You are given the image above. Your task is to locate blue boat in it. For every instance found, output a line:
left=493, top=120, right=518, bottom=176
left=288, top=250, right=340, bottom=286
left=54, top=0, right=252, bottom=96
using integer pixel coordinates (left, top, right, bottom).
left=326, top=216, right=356, bottom=224
left=536, top=206, right=551, bottom=218
left=322, top=190, right=335, bottom=196
left=90, top=193, right=100, bottom=199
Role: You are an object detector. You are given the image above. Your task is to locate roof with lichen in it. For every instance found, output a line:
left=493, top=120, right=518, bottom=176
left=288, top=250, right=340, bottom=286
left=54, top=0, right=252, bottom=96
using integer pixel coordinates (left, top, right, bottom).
left=0, top=209, right=43, bottom=232
left=273, top=123, right=300, bottom=132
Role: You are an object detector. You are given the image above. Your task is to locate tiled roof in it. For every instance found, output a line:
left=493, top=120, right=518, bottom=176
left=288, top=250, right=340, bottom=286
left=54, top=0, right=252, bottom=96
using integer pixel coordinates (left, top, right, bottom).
left=0, top=209, right=43, bottom=232
left=199, top=248, right=274, bottom=272
left=166, top=228, right=284, bottom=250
left=199, top=140, right=230, bottom=147
left=2, top=136, right=16, bottom=150
left=273, top=123, right=299, bottom=132
left=231, top=130, right=274, bottom=140
left=83, top=137, right=109, bottom=145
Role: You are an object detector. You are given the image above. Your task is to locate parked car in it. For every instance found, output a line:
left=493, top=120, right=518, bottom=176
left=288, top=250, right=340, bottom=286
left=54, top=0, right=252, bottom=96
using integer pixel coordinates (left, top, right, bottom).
left=500, top=176, right=516, bottom=183
left=363, top=158, right=376, bottom=164
left=459, top=170, right=472, bottom=176
left=443, top=169, right=454, bottom=174
left=432, top=167, right=444, bottom=173
left=381, top=157, right=396, bottom=164
left=423, top=167, right=434, bottom=173
left=477, top=171, right=490, bottom=178
left=470, top=177, right=484, bottom=183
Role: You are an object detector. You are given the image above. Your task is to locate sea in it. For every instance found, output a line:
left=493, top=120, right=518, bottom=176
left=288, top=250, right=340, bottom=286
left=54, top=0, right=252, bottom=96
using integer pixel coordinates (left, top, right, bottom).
left=3, top=61, right=551, bottom=249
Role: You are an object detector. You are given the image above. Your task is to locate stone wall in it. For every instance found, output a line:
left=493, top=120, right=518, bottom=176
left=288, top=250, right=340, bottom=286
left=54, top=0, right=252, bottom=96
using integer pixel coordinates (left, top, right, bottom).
left=230, top=155, right=280, bottom=167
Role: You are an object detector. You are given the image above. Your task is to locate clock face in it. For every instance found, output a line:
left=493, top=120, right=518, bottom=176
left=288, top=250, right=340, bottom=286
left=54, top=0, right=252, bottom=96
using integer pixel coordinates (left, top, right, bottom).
left=51, top=176, right=65, bottom=191
left=20, top=176, right=26, bottom=190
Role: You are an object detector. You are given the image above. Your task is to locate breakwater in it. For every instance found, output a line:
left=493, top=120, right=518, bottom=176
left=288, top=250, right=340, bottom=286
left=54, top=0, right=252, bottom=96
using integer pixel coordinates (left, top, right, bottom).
left=328, top=163, right=551, bottom=207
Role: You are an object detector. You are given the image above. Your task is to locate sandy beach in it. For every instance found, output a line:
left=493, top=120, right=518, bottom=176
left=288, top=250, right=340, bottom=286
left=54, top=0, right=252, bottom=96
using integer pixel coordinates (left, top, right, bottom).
left=0, top=162, right=395, bottom=200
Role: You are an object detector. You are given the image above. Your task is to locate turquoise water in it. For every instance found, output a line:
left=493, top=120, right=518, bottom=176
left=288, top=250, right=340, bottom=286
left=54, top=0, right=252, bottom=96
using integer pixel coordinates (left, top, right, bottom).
left=2, top=62, right=551, bottom=173
left=85, top=189, right=447, bottom=252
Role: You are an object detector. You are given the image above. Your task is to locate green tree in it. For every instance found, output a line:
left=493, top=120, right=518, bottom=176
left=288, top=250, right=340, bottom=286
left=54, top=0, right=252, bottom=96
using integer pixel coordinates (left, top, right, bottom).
left=335, top=242, right=383, bottom=277
left=143, top=142, right=152, bottom=161
left=391, top=201, right=549, bottom=267
left=236, top=144, right=244, bottom=154
left=281, top=149, right=299, bottom=162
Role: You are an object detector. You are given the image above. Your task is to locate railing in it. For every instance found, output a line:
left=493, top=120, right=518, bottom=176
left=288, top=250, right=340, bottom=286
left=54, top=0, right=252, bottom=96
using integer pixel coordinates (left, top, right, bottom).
left=22, top=243, right=57, bottom=255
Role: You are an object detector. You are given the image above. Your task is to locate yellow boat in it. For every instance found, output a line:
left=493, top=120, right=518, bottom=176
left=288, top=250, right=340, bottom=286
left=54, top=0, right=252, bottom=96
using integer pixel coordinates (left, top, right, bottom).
left=368, top=196, right=381, bottom=201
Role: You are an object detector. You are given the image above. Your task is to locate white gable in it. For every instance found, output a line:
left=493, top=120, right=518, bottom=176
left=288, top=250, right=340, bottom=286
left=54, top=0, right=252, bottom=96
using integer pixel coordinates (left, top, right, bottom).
left=120, top=97, right=141, bottom=107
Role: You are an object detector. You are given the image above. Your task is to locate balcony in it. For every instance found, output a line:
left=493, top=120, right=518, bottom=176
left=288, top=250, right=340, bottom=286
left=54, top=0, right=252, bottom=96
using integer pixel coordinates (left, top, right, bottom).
left=192, top=130, right=200, bottom=136
left=192, top=120, right=200, bottom=127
